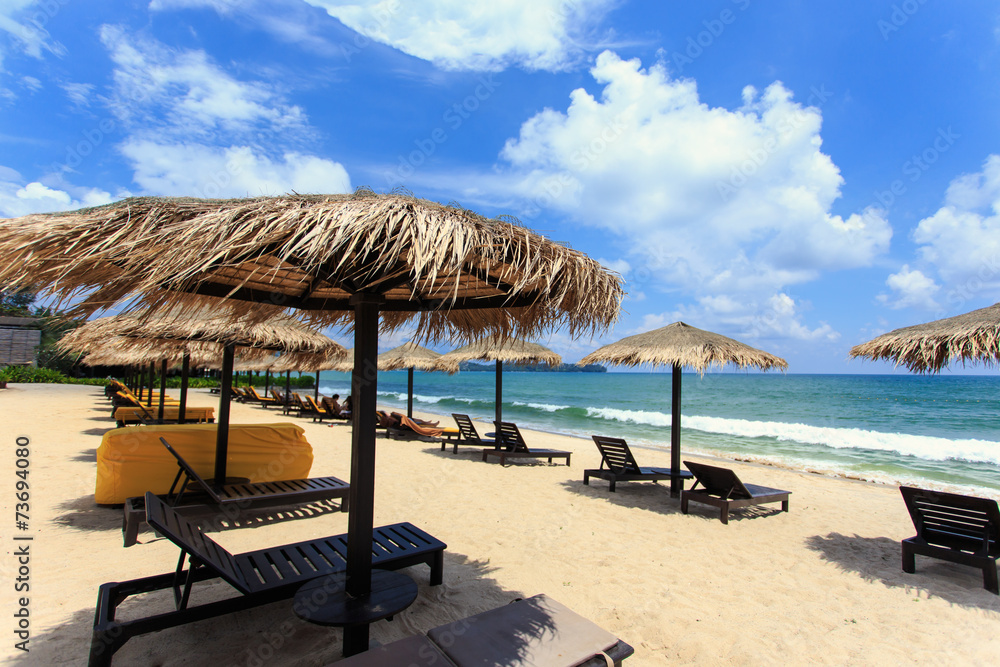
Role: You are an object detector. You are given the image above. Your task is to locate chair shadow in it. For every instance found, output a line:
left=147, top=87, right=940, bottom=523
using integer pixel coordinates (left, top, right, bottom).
left=559, top=479, right=686, bottom=516
left=81, top=427, right=112, bottom=436
left=15, top=552, right=547, bottom=667
left=805, top=532, right=1000, bottom=611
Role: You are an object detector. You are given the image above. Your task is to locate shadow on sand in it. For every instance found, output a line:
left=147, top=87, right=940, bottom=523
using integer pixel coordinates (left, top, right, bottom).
left=17, top=552, right=545, bottom=667
left=806, top=532, right=1000, bottom=612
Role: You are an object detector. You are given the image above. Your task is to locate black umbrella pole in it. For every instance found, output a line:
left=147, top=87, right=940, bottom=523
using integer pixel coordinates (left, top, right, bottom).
left=315, top=371, right=320, bottom=402
left=157, top=359, right=167, bottom=424
left=179, top=353, right=190, bottom=423
left=214, top=344, right=235, bottom=487
left=495, top=360, right=503, bottom=426
left=407, top=367, right=414, bottom=418
left=147, top=361, right=155, bottom=407
left=671, top=364, right=682, bottom=498
left=344, top=294, right=381, bottom=654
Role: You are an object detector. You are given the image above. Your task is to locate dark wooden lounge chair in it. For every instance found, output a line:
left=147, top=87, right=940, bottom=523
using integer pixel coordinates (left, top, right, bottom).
left=484, top=421, right=571, bottom=466
left=900, top=485, right=1000, bottom=594
left=121, top=437, right=350, bottom=547
left=584, top=435, right=693, bottom=492
left=445, top=413, right=500, bottom=455
left=333, top=594, right=634, bottom=666
left=680, top=460, right=789, bottom=524
left=92, top=492, right=446, bottom=666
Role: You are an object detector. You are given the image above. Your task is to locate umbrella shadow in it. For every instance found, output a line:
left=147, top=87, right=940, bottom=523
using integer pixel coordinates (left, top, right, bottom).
left=559, top=479, right=686, bottom=516
left=70, top=447, right=98, bottom=462
left=14, top=552, right=547, bottom=667
left=805, top=532, right=1000, bottom=611
left=53, top=495, right=121, bottom=532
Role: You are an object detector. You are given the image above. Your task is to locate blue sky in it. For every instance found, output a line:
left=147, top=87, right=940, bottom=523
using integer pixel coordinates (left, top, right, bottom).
left=2, top=1, right=999, bottom=373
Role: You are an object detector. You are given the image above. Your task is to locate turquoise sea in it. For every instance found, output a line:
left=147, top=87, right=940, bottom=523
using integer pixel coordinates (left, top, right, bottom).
left=314, top=371, right=1000, bottom=496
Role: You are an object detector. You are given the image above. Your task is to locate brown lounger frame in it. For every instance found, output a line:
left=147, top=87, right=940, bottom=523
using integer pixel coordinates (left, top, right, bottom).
left=444, top=413, right=500, bottom=455
left=121, top=437, right=350, bottom=546
left=900, top=485, right=1000, bottom=594
left=92, top=492, right=445, bottom=666
left=483, top=421, right=571, bottom=466
left=584, top=435, right=693, bottom=492
left=680, top=460, right=790, bottom=524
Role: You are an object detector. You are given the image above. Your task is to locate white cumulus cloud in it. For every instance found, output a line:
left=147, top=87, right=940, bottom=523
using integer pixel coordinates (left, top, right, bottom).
left=0, top=168, right=115, bottom=217
left=303, top=0, right=617, bottom=71
left=909, top=155, right=1000, bottom=300
left=121, top=141, right=351, bottom=198
left=877, top=265, right=941, bottom=311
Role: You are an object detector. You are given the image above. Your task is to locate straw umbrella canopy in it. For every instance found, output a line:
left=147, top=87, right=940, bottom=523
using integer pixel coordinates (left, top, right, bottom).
left=377, top=341, right=452, bottom=418
left=0, top=191, right=622, bottom=653
left=434, top=338, right=561, bottom=426
left=850, top=303, right=1000, bottom=373
left=59, top=305, right=345, bottom=425
left=579, top=322, right=788, bottom=496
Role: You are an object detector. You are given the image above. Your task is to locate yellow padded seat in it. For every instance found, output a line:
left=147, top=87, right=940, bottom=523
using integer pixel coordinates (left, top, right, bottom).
left=95, top=423, right=313, bottom=504
left=113, top=406, right=215, bottom=424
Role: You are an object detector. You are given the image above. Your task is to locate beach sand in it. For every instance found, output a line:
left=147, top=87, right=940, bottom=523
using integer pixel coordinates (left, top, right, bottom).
left=2, top=382, right=1000, bottom=666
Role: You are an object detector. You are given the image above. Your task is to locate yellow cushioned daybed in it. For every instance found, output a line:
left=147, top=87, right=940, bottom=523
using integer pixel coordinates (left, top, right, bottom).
left=95, top=423, right=313, bottom=504
left=113, top=406, right=216, bottom=425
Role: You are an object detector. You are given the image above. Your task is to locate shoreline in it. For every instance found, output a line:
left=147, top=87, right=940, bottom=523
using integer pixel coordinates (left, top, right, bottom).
left=375, top=398, right=1000, bottom=500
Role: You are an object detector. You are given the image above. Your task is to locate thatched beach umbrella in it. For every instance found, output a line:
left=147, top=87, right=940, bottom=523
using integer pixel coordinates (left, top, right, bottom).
left=0, top=192, right=622, bottom=655
left=58, top=304, right=344, bottom=452
left=378, top=341, right=451, bottom=418
left=580, top=322, right=788, bottom=496
left=434, top=338, right=561, bottom=426
left=850, top=302, right=1000, bottom=373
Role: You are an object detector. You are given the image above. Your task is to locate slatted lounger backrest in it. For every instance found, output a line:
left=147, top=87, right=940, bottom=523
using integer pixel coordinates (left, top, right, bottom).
left=900, top=486, right=1000, bottom=556
left=143, top=492, right=252, bottom=594
left=684, top=461, right=753, bottom=500
left=592, top=436, right=641, bottom=473
left=452, top=414, right=483, bottom=443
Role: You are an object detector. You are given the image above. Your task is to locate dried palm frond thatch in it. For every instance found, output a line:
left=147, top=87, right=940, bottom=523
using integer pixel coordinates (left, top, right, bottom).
left=850, top=303, right=1000, bottom=373
left=579, top=321, right=787, bottom=373
left=432, top=337, right=561, bottom=373
left=377, top=342, right=446, bottom=372
left=0, top=194, right=623, bottom=342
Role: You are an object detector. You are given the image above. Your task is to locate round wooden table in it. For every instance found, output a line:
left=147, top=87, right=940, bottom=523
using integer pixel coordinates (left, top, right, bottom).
left=293, top=569, right=418, bottom=656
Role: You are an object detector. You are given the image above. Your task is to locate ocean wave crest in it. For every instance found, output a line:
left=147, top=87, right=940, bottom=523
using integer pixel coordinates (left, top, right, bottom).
left=585, top=407, right=1000, bottom=465
left=512, top=401, right=570, bottom=412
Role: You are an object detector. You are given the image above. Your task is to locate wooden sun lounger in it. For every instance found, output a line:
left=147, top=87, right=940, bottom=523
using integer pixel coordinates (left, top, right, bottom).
left=120, top=436, right=350, bottom=547
left=92, top=492, right=446, bottom=666
left=323, top=397, right=352, bottom=421
left=680, top=460, right=790, bottom=524
left=584, top=435, right=692, bottom=492
left=388, top=415, right=446, bottom=441
left=900, top=485, right=1000, bottom=593
left=444, top=413, right=501, bottom=455
left=245, top=386, right=281, bottom=407
left=483, top=421, right=571, bottom=466
left=333, top=594, right=633, bottom=666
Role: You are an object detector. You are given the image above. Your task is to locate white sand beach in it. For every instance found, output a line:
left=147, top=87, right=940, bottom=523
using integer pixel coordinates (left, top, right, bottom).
left=2, top=382, right=1000, bottom=666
